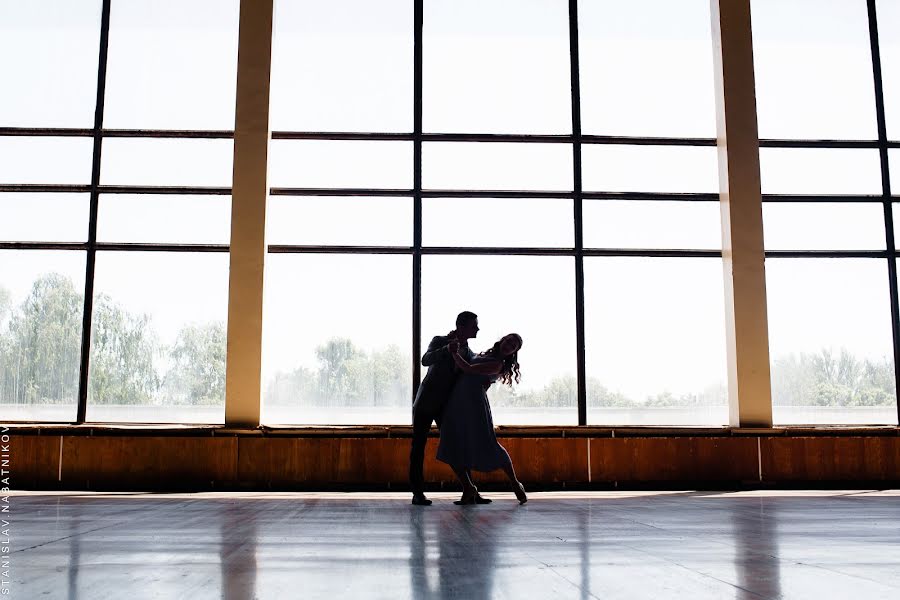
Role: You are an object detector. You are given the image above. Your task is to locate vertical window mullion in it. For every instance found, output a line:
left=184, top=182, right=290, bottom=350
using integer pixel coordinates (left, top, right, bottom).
left=76, top=0, right=112, bottom=424
left=865, top=0, right=900, bottom=422
left=412, top=0, right=424, bottom=401
left=569, top=0, right=586, bottom=426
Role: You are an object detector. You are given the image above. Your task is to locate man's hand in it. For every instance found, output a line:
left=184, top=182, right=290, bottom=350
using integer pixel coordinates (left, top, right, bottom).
left=447, top=340, right=460, bottom=355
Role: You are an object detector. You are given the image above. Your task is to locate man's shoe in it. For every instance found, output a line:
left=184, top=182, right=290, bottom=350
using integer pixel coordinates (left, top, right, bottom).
left=411, top=493, right=433, bottom=506
left=474, top=493, right=492, bottom=504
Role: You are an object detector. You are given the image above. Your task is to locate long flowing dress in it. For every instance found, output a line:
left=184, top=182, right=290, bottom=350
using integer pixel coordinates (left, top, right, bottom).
left=436, top=356, right=510, bottom=472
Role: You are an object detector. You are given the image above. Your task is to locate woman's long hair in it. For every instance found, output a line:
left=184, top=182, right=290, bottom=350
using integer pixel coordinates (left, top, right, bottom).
left=481, top=334, right=522, bottom=386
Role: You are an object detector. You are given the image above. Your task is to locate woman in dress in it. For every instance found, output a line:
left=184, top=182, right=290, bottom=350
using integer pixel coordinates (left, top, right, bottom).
left=436, top=333, right=528, bottom=505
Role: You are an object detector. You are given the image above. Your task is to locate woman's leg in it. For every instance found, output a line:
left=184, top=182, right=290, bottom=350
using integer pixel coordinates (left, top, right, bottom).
left=451, top=465, right=479, bottom=505
left=497, top=446, right=527, bottom=504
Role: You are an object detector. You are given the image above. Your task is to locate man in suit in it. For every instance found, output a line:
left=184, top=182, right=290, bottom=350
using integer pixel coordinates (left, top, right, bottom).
left=409, top=311, right=479, bottom=506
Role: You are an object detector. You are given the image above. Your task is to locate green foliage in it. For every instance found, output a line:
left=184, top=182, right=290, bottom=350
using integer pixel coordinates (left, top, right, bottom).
left=0, top=273, right=226, bottom=407
left=1, top=273, right=897, bottom=413
left=0, top=286, right=11, bottom=326
left=88, top=294, right=160, bottom=405
left=267, top=338, right=412, bottom=408
left=771, top=349, right=896, bottom=407
left=0, top=274, right=81, bottom=404
left=161, top=322, right=227, bottom=405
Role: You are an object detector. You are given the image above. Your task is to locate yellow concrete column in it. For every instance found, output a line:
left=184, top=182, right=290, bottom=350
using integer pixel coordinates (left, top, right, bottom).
left=225, top=0, right=274, bottom=427
left=710, top=0, right=773, bottom=427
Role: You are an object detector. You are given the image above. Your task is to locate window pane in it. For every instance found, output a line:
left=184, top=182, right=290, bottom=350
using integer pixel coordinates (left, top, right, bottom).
left=423, top=198, right=573, bottom=248
left=585, top=258, right=728, bottom=425
left=760, top=149, right=882, bottom=195
left=0, top=250, right=85, bottom=422
left=895, top=204, right=900, bottom=249
left=97, top=195, right=231, bottom=244
left=271, top=0, right=412, bottom=132
left=0, top=1, right=102, bottom=127
left=423, top=143, right=571, bottom=191
left=767, top=258, right=897, bottom=425
left=752, top=0, right=877, bottom=139
left=579, top=0, right=715, bottom=137
left=269, top=140, right=412, bottom=189
left=0, top=194, right=88, bottom=242
left=583, top=200, right=721, bottom=249
left=103, top=0, right=239, bottom=129
left=262, top=254, right=411, bottom=425
left=87, top=252, right=229, bottom=424
left=267, top=197, right=411, bottom=246
left=0, top=137, right=93, bottom=185
left=763, top=203, right=886, bottom=250
left=422, top=256, right=577, bottom=425
left=876, top=0, right=900, bottom=139
left=582, top=145, right=718, bottom=193
left=423, top=0, right=570, bottom=134
left=892, top=149, right=900, bottom=193
left=100, top=139, right=233, bottom=187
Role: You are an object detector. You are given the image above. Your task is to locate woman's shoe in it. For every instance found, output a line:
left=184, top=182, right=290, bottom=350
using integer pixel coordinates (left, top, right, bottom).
left=513, top=482, right=527, bottom=505
left=454, top=487, right=478, bottom=505
left=474, top=493, right=492, bottom=504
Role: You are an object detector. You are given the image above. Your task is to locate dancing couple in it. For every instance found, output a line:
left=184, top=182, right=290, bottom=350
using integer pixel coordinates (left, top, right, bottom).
left=409, top=310, right=527, bottom=506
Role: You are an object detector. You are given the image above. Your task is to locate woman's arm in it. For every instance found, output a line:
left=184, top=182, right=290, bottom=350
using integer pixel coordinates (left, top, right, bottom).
left=451, top=351, right=502, bottom=375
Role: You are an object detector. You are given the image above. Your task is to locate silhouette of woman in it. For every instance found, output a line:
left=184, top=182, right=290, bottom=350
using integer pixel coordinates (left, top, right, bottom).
left=436, top=333, right=528, bottom=505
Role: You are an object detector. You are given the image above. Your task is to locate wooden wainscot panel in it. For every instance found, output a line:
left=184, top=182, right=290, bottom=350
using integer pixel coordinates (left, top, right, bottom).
left=239, top=438, right=338, bottom=485
left=242, top=437, right=456, bottom=486
left=499, top=437, right=587, bottom=484
left=760, top=436, right=900, bottom=482
left=63, top=436, right=237, bottom=488
left=590, top=437, right=759, bottom=483
left=15, top=434, right=61, bottom=488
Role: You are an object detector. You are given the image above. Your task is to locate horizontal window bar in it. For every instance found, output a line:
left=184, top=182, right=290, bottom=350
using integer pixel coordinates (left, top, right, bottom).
left=272, top=132, right=413, bottom=141
left=266, top=246, right=724, bottom=257
left=268, top=245, right=413, bottom=254
left=765, top=250, right=891, bottom=258
left=759, top=139, right=880, bottom=149
left=582, top=249, right=722, bottom=258
left=102, top=129, right=234, bottom=139
left=0, top=128, right=234, bottom=139
left=0, top=128, right=94, bottom=137
left=580, top=135, right=716, bottom=147
left=95, top=243, right=230, bottom=252
left=0, top=184, right=93, bottom=193
left=762, top=194, right=888, bottom=202
left=0, top=184, right=231, bottom=195
left=3, top=127, right=893, bottom=149
left=270, top=188, right=413, bottom=197
left=0, top=242, right=230, bottom=252
left=582, top=192, right=719, bottom=201
left=0, top=241, right=88, bottom=250
left=99, top=186, right=231, bottom=195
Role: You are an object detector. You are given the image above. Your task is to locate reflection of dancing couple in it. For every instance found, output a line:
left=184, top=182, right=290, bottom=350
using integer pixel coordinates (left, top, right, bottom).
left=409, top=310, right=528, bottom=506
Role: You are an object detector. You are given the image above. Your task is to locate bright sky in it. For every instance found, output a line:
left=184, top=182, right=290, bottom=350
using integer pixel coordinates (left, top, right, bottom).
left=1, top=0, right=899, bottom=415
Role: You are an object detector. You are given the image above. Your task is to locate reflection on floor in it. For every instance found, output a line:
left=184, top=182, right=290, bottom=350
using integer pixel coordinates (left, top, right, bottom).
left=12, top=489, right=900, bottom=599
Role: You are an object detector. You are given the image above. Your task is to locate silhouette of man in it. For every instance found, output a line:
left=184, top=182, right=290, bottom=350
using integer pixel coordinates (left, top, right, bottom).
left=409, top=311, right=478, bottom=506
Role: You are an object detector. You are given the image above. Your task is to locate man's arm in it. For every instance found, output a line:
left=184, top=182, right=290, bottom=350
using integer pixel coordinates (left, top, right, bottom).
left=421, top=336, right=449, bottom=367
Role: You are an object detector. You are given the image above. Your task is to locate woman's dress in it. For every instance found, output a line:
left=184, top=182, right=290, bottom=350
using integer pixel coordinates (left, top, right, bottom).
left=436, top=356, right=510, bottom=472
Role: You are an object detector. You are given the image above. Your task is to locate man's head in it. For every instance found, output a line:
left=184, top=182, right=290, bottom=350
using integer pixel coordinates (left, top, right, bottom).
left=455, top=311, right=479, bottom=341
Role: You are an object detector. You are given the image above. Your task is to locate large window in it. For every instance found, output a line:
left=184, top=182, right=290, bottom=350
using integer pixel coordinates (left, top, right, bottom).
left=1, top=0, right=236, bottom=424
left=4, top=0, right=899, bottom=427
left=754, top=0, right=898, bottom=425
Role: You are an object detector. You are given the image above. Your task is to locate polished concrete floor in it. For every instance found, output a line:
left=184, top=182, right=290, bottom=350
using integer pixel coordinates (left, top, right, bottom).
left=11, top=489, right=900, bottom=599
